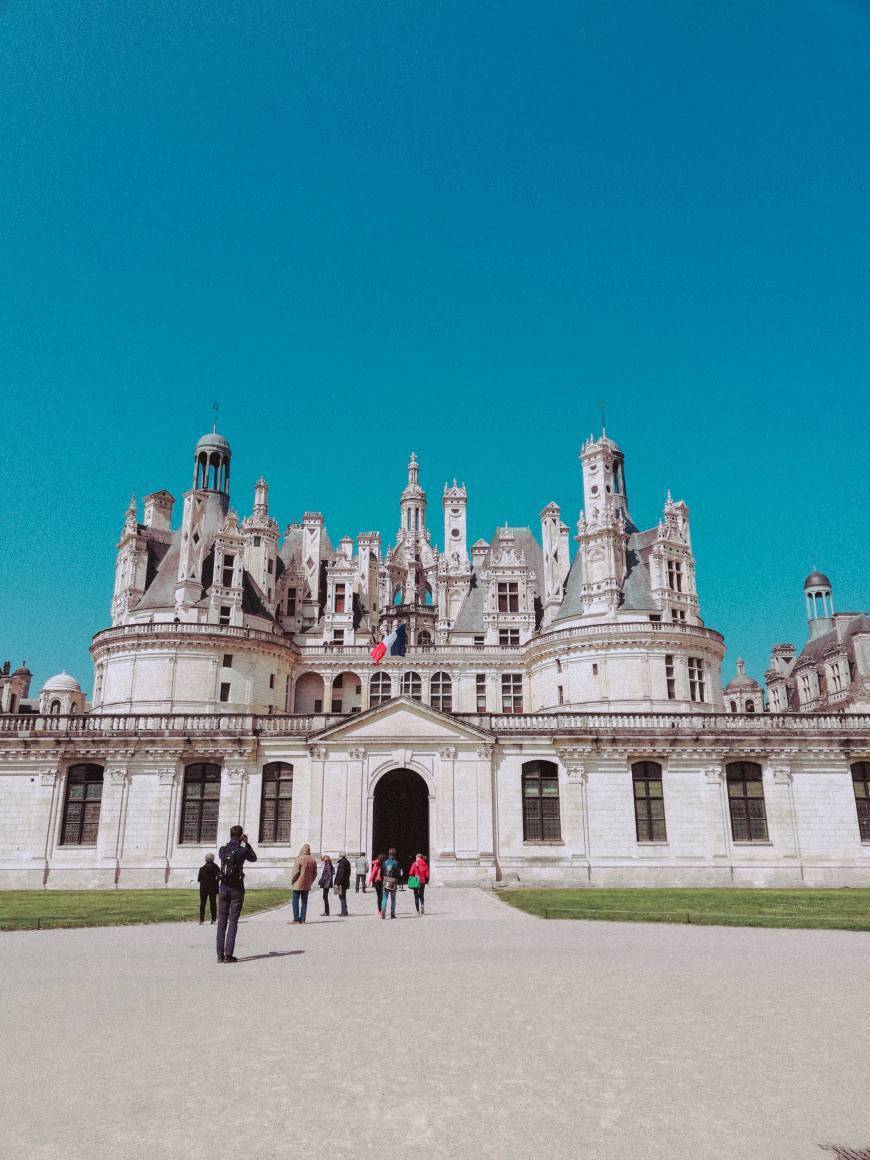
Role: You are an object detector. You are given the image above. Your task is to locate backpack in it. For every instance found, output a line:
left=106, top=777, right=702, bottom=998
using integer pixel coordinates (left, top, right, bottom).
left=382, top=858, right=399, bottom=891
left=221, top=846, right=245, bottom=888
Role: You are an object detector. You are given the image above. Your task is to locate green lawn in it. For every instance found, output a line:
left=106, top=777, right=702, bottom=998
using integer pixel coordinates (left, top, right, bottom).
left=497, top=888, right=870, bottom=931
left=0, top=889, right=290, bottom=931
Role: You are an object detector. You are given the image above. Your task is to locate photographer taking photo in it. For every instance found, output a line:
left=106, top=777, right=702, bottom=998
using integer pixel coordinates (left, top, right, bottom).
left=216, top=825, right=257, bottom=963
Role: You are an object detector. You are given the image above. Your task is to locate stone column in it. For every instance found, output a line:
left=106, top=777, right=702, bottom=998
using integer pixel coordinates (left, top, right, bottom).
left=97, top=766, right=132, bottom=877
left=308, top=745, right=327, bottom=857
left=563, top=761, right=590, bottom=864
left=347, top=747, right=367, bottom=855
left=704, top=765, right=730, bottom=859
left=39, top=767, right=62, bottom=877
left=437, top=746, right=457, bottom=859
left=769, top=761, right=801, bottom=862
left=157, top=768, right=181, bottom=870
left=476, top=745, right=495, bottom=865
left=218, top=766, right=250, bottom=835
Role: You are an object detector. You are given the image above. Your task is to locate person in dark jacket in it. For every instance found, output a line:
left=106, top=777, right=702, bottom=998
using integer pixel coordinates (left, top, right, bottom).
left=334, top=852, right=352, bottom=917
left=216, top=826, right=257, bottom=964
left=197, top=853, right=220, bottom=924
left=380, top=848, right=401, bottom=920
left=318, top=855, right=335, bottom=916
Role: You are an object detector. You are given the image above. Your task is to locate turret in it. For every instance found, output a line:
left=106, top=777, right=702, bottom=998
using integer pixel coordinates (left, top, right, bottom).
left=176, top=429, right=232, bottom=612
left=540, top=501, right=570, bottom=627
left=242, top=477, right=279, bottom=611
left=443, top=481, right=468, bottom=570
left=805, top=570, right=834, bottom=640
left=111, top=496, right=148, bottom=623
left=576, top=433, right=629, bottom=615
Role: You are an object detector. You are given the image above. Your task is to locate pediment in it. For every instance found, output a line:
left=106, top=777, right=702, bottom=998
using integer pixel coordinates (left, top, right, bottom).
left=311, top=696, right=492, bottom=745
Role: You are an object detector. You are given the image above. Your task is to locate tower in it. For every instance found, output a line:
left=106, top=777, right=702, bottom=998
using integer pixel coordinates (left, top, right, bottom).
left=540, top=501, right=570, bottom=626
left=442, top=481, right=468, bottom=569
left=176, top=429, right=232, bottom=612
left=804, top=570, right=834, bottom=640
left=576, top=432, right=629, bottom=615
left=400, top=453, right=428, bottom=546
left=242, top=477, right=279, bottom=611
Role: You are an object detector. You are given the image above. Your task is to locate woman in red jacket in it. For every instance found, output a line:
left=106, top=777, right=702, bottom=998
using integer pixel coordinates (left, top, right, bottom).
left=368, top=853, right=385, bottom=912
left=408, top=852, right=430, bottom=915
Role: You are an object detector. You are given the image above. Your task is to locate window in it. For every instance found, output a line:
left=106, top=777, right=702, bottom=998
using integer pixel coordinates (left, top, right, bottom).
left=665, top=655, right=676, bottom=700
left=417, top=631, right=432, bottom=647
left=632, top=761, right=666, bottom=842
left=219, top=605, right=231, bottom=626
left=253, top=535, right=261, bottom=547
left=673, top=608, right=687, bottom=623
left=592, top=663, right=598, bottom=676
left=745, top=700, right=755, bottom=713
left=222, top=554, right=235, bottom=588
left=180, top=763, right=221, bottom=844
left=219, top=682, right=231, bottom=702
left=332, top=630, right=344, bottom=645
left=49, top=699, right=62, bottom=715
left=688, top=657, right=705, bottom=702
left=501, top=673, right=523, bottom=713
left=497, top=582, right=519, bottom=613
left=259, top=762, right=293, bottom=843
left=60, top=764, right=103, bottom=845
left=476, top=673, right=487, bottom=712
left=667, top=559, right=683, bottom=593
left=799, top=672, right=814, bottom=704
left=287, top=589, right=297, bottom=616
left=334, top=583, right=346, bottom=614
left=269, top=674, right=275, bottom=689
left=852, top=763, right=870, bottom=840
left=267, top=558, right=273, bottom=574
left=473, top=635, right=485, bottom=648
left=499, top=629, right=520, bottom=646
left=430, top=671, right=452, bottom=712
left=649, top=613, right=661, bottom=623
left=557, top=685, right=564, bottom=705
left=370, top=672, right=392, bottom=707
left=726, top=762, right=768, bottom=842
left=522, top=761, right=561, bottom=841
left=401, top=671, right=422, bottom=701
left=222, top=654, right=233, bottom=668
left=730, top=700, right=738, bottom=713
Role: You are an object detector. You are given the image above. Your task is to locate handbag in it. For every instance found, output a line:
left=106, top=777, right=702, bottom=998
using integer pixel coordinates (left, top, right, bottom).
left=333, top=885, right=343, bottom=896
left=383, top=876, right=398, bottom=891
left=407, top=875, right=420, bottom=889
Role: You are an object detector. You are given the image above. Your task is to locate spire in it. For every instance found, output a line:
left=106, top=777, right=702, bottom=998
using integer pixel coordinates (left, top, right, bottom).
left=253, top=477, right=268, bottom=519
left=408, top=451, right=419, bottom=488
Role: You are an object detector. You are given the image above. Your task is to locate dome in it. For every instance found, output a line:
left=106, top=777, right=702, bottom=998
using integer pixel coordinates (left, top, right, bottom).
left=725, top=659, right=761, bottom=692
left=12, top=661, right=31, bottom=676
left=195, top=430, right=231, bottom=455
left=804, top=571, right=831, bottom=591
left=41, top=671, right=82, bottom=693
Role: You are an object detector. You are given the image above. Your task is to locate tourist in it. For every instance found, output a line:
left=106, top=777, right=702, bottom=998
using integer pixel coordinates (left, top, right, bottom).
left=354, top=852, right=368, bottom=892
left=318, top=854, right=335, bottom=916
left=369, top=853, right=385, bottom=911
left=335, top=851, right=351, bottom=916
left=408, top=852, right=430, bottom=915
left=380, top=847, right=401, bottom=920
left=197, top=852, right=220, bottom=924
left=290, top=842, right=317, bottom=924
left=216, top=826, right=257, bottom=964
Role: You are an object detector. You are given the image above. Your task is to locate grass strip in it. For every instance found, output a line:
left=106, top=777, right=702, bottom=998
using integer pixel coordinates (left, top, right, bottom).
left=499, top=887, right=870, bottom=932
left=0, top=888, right=290, bottom=931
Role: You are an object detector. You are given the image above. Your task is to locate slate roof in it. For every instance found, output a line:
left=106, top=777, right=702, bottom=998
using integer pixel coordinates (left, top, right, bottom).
left=452, top=580, right=484, bottom=633
left=552, top=524, right=658, bottom=623
left=136, top=538, right=181, bottom=610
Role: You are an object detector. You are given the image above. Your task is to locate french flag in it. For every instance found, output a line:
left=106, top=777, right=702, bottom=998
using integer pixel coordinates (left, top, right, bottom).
left=370, top=623, right=407, bottom=665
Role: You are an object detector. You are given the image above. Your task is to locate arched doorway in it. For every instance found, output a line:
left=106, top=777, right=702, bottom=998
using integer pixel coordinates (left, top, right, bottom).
left=371, top=768, right=429, bottom=873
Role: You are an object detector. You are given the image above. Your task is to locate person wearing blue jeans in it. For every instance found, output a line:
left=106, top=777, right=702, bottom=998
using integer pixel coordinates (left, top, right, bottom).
left=380, top=848, right=401, bottom=919
left=291, top=889, right=310, bottom=924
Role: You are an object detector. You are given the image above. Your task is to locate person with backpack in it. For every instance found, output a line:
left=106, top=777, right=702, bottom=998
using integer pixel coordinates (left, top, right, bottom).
left=380, top=847, right=401, bottom=920
left=216, top=826, right=257, bottom=963
left=334, top=852, right=351, bottom=917
left=369, top=853, right=385, bottom=912
left=318, top=854, right=335, bottom=916
left=408, top=852, right=430, bottom=915
left=290, top=842, right=317, bottom=924
left=197, top=852, right=220, bottom=924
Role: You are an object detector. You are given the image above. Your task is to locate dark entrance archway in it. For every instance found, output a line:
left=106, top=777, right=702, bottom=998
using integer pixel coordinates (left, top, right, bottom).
left=371, top=768, right=430, bottom=873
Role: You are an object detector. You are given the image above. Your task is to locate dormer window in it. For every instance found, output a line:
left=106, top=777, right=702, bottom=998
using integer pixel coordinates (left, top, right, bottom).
left=497, top=582, right=519, bottom=613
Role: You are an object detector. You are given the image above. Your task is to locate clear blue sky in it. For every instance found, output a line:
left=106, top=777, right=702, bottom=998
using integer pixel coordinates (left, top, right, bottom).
left=2, top=0, right=868, bottom=696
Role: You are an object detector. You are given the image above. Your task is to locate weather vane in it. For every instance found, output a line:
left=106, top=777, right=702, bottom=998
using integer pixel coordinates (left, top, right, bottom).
left=212, top=400, right=219, bottom=432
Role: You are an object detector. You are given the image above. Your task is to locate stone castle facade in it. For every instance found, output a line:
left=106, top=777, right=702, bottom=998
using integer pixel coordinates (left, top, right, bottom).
left=1, top=429, right=868, bottom=888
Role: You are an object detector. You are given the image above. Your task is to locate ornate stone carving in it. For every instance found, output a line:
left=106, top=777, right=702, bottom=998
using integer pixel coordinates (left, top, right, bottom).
left=157, top=768, right=178, bottom=786
left=348, top=747, right=367, bottom=761
left=475, top=745, right=493, bottom=760
left=704, top=766, right=724, bottom=783
left=770, top=764, right=792, bottom=785
left=438, top=746, right=457, bottom=761
left=309, top=746, right=328, bottom=761
left=107, top=767, right=129, bottom=785
left=39, top=768, right=57, bottom=786
left=226, top=766, right=249, bottom=784
left=565, top=762, right=587, bottom=783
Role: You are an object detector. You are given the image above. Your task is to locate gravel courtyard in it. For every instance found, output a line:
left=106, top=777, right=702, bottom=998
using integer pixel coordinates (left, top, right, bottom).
left=2, top=886, right=868, bottom=1160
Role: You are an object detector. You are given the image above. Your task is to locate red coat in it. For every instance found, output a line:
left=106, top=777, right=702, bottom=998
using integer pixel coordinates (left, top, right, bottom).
left=409, top=857, right=430, bottom=885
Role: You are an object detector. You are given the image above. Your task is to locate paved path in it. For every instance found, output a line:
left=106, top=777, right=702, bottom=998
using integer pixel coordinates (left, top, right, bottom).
left=2, top=887, right=869, bottom=1160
